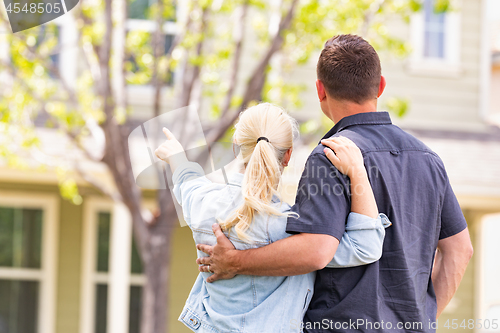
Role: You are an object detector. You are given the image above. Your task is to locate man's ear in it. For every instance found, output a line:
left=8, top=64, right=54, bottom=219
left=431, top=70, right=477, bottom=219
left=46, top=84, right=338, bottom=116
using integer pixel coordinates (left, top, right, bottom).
left=378, top=75, right=386, bottom=98
left=282, top=147, right=293, bottom=167
left=316, top=80, right=327, bottom=102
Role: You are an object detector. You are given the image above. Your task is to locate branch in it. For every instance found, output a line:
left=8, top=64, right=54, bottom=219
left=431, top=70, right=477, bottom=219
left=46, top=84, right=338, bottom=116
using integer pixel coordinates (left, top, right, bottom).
left=205, top=0, right=299, bottom=144
left=112, top=0, right=127, bottom=111
left=219, top=0, right=249, bottom=119
left=0, top=58, right=103, bottom=163
left=0, top=18, right=108, bottom=161
left=65, top=130, right=103, bottom=162
left=163, top=2, right=193, bottom=71
left=152, top=0, right=166, bottom=120
left=75, top=164, right=123, bottom=201
left=94, top=0, right=152, bottom=255
left=178, top=4, right=210, bottom=109
left=23, top=132, right=119, bottom=202
left=99, top=0, right=114, bottom=118
left=360, top=0, right=387, bottom=37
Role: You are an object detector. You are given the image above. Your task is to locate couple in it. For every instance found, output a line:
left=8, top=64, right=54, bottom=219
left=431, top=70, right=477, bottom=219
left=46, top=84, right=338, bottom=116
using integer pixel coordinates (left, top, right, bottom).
left=155, top=35, right=473, bottom=333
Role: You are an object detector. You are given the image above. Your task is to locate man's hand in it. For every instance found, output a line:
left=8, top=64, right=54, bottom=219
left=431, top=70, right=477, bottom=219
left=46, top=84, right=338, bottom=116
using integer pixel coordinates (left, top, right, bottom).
left=196, top=223, right=238, bottom=283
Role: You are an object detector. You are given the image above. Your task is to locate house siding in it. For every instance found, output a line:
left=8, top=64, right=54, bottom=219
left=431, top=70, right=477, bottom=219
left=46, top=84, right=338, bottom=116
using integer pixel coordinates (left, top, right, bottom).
left=56, top=198, right=84, bottom=333
left=491, top=66, right=500, bottom=115
left=168, top=225, right=199, bottom=333
left=381, top=0, right=485, bottom=132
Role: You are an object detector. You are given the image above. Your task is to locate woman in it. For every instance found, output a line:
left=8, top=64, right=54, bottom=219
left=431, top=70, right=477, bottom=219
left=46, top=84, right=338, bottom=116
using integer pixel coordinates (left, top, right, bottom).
left=155, top=103, right=390, bottom=333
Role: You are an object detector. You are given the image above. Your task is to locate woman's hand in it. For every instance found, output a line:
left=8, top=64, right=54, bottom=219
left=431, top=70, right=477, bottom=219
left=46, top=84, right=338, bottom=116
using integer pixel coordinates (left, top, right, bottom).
left=154, top=128, right=188, bottom=172
left=321, top=136, right=365, bottom=178
left=322, top=136, right=378, bottom=218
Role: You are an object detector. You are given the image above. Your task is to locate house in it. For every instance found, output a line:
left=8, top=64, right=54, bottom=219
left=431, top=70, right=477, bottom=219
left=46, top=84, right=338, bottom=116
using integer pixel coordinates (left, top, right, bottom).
left=0, top=0, right=498, bottom=333
left=288, top=0, right=500, bottom=330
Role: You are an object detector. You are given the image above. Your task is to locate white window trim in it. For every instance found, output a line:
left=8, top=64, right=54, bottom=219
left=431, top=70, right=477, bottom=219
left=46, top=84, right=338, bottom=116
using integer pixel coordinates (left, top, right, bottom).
left=55, top=11, right=79, bottom=89
left=408, top=8, right=463, bottom=78
left=475, top=213, right=500, bottom=331
left=479, top=0, right=492, bottom=121
left=126, top=19, right=177, bottom=34
left=0, top=192, right=59, bottom=333
left=126, top=17, right=179, bottom=103
left=80, top=197, right=150, bottom=333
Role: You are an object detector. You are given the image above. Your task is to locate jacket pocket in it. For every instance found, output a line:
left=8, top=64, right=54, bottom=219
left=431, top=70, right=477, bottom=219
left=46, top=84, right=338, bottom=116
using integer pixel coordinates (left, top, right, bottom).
left=179, top=308, right=202, bottom=331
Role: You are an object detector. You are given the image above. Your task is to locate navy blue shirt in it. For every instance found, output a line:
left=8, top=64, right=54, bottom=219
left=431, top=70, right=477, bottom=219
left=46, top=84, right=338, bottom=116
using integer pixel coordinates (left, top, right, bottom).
left=286, top=112, right=467, bottom=333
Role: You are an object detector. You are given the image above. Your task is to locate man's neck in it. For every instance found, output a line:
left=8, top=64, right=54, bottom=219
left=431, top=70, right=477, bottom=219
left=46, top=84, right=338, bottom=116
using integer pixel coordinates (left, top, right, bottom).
left=327, top=98, right=378, bottom=123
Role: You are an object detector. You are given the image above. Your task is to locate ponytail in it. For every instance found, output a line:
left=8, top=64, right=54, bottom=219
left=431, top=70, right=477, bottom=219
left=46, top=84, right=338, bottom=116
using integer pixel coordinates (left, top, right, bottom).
left=219, top=103, right=298, bottom=241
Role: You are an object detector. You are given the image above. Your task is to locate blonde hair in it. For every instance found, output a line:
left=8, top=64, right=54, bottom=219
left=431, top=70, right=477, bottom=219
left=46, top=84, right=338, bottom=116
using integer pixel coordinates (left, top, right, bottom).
left=219, top=103, right=299, bottom=240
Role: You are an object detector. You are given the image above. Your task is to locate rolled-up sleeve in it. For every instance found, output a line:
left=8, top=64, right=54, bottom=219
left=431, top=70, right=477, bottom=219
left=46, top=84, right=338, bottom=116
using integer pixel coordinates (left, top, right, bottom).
left=286, top=153, right=350, bottom=241
left=326, top=213, right=392, bottom=268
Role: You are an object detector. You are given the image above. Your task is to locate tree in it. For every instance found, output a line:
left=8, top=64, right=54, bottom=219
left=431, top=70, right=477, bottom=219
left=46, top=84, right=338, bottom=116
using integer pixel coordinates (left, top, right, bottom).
left=0, top=0, right=449, bottom=332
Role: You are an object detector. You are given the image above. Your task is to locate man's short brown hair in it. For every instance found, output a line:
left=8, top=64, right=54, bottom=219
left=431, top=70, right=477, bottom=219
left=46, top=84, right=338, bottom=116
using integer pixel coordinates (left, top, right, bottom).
left=317, top=34, right=381, bottom=104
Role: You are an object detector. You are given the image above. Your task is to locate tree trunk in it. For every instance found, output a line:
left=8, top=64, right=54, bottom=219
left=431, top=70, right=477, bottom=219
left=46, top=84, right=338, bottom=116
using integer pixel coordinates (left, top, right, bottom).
left=97, top=0, right=178, bottom=332
left=137, top=196, right=177, bottom=333
left=97, top=1, right=300, bottom=332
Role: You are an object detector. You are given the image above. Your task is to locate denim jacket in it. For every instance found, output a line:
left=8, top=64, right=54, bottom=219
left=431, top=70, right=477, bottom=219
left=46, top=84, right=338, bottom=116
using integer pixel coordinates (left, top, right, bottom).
left=173, top=162, right=391, bottom=333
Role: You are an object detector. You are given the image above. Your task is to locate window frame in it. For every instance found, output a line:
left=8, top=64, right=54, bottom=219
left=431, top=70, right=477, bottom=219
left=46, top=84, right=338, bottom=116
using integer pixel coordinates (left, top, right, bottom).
left=0, top=191, right=59, bottom=333
left=126, top=14, right=179, bottom=104
left=408, top=4, right=462, bottom=78
left=79, top=197, right=148, bottom=333
left=475, top=213, right=500, bottom=325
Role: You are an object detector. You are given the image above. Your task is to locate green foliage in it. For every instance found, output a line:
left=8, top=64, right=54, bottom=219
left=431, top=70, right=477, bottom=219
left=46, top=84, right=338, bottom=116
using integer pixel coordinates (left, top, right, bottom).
left=283, top=0, right=424, bottom=68
left=0, top=0, right=441, bottom=203
left=385, top=97, right=410, bottom=117
left=125, top=30, right=155, bottom=84
left=434, top=0, right=452, bottom=13
left=56, top=167, right=83, bottom=205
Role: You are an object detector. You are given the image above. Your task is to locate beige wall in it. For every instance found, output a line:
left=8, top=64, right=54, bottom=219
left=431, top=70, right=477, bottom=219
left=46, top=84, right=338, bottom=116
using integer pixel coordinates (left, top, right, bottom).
left=381, top=0, right=485, bottom=132
left=282, top=0, right=487, bottom=132
left=490, top=65, right=500, bottom=115
left=56, top=198, right=84, bottom=333
left=168, top=226, right=199, bottom=333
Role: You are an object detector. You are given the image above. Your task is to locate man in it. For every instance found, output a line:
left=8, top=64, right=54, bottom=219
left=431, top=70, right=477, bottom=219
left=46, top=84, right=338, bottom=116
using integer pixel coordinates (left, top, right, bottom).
left=196, top=34, right=473, bottom=332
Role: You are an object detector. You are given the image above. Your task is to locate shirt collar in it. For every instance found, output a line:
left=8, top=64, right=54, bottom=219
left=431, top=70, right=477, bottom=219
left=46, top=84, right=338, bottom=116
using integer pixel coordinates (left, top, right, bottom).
left=227, top=172, right=244, bottom=186
left=320, top=111, right=392, bottom=141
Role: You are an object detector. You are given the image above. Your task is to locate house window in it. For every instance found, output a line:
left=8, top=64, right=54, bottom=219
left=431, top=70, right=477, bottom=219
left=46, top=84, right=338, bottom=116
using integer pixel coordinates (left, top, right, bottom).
left=125, top=0, right=177, bottom=87
left=7, top=24, right=62, bottom=79
left=81, top=207, right=145, bottom=333
left=0, top=207, right=42, bottom=333
left=128, top=0, right=176, bottom=21
left=408, top=0, right=461, bottom=77
left=128, top=0, right=152, bottom=20
left=125, top=32, right=175, bottom=86
left=36, top=25, right=61, bottom=78
left=423, top=0, right=446, bottom=59
left=0, top=194, right=58, bottom=333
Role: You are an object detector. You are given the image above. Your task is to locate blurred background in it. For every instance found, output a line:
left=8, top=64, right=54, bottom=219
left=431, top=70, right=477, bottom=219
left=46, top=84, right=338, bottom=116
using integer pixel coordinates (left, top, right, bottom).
left=0, top=0, right=499, bottom=332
